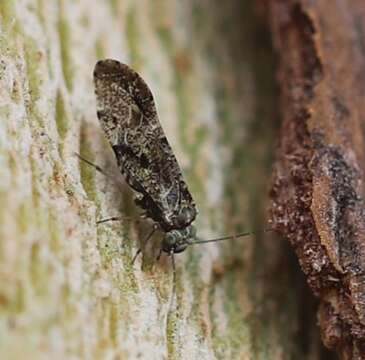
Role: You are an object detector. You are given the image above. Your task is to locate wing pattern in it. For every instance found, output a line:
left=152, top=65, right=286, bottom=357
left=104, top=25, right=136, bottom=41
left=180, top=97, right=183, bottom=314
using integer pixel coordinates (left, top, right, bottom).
left=94, top=59, right=197, bottom=231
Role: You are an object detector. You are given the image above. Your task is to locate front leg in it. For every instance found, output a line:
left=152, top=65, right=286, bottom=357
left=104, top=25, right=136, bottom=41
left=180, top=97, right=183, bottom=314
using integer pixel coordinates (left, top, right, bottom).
left=75, top=152, right=108, bottom=176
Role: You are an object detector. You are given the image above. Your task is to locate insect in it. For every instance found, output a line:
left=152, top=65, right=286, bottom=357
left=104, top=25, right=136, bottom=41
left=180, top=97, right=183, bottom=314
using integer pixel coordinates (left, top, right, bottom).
left=82, top=59, right=257, bottom=264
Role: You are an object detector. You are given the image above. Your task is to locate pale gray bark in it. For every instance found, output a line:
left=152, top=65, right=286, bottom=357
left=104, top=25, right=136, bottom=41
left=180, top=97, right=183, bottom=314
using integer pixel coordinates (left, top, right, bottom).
left=0, top=1, right=328, bottom=359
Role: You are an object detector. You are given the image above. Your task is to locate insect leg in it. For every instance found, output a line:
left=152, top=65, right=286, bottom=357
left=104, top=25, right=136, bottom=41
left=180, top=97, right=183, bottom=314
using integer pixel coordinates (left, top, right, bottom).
left=75, top=152, right=147, bottom=225
left=97, top=216, right=135, bottom=224
left=97, top=212, right=147, bottom=225
left=131, top=224, right=158, bottom=265
left=131, top=248, right=142, bottom=265
left=74, top=152, right=108, bottom=176
left=156, top=249, right=163, bottom=261
left=168, top=251, right=177, bottom=312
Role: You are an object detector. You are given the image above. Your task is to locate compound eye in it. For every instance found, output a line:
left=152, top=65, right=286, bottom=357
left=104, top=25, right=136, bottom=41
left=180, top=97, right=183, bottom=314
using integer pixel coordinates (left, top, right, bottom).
left=165, top=232, right=177, bottom=246
left=173, top=242, right=189, bottom=254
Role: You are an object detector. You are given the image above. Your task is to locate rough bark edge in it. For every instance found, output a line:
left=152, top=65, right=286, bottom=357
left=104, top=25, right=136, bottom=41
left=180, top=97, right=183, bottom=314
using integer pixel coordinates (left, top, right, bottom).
left=267, top=0, right=365, bottom=358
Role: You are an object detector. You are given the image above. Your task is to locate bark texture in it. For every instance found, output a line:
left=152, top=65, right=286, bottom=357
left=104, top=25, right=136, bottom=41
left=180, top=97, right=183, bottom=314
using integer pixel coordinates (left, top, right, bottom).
left=268, top=0, right=365, bottom=358
left=0, top=1, right=330, bottom=359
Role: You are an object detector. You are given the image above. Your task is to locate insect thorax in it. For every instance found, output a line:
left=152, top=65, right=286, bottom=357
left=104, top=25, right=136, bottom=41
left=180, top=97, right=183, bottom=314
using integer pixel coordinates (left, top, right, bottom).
left=135, top=195, right=197, bottom=232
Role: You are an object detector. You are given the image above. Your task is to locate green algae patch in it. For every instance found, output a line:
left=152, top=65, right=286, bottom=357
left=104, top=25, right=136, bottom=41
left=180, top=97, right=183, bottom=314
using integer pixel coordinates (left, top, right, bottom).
left=156, top=26, right=173, bottom=51
left=95, top=37, right=105, bottom=59
left=29, top=241, right=51, bottom=299
left=109, top=303, right=119, bottom=346
left=36, top=0, right=46, bottom=27
left=48, top=210, right=62, bottom=254
left=29, top=155, right=43, bottom=210
left=55, top=90, right=69, bottom=154
left=24, top=37, right=42, bottom=105
left=0, top=0, right=15, bottom=30
left=78, top=125, right=97, bottom=203
left=16, top=202, right=33, bottom=235
left=109, top=0, right=118, bottom=17
left=173, top=71, right=206, bottom=205
left=166, top=309, right=180, bottom=360
left=125, top=6, right=142, bottom=68
left=58, top=0, right=73, bottom=91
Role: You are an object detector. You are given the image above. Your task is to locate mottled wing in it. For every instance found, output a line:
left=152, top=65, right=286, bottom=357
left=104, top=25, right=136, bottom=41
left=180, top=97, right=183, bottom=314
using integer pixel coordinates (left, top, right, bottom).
left=93, top=59, right=197, bottom=231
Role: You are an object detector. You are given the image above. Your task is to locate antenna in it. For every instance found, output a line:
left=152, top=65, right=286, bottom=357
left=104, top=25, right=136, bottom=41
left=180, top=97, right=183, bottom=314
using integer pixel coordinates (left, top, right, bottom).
left=191, top=228, right=273, bottom=245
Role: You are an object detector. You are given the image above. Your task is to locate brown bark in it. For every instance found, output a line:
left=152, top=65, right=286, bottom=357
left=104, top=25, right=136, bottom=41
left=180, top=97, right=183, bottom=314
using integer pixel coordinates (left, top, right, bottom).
left=267, top=0, right=365, bottom=358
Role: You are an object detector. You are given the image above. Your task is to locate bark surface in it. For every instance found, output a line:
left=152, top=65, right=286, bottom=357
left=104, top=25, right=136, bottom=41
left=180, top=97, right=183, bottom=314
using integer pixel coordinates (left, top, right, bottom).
left=0, top=1, right=330, bottom=359
left=268, top=1, right=365, bottom=358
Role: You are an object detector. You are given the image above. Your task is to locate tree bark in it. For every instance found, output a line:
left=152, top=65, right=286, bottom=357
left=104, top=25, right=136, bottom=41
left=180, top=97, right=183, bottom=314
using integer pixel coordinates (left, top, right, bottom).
left=0, top=1, right=331, bottom=359
left=267, top=0, right=365, bottom=359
